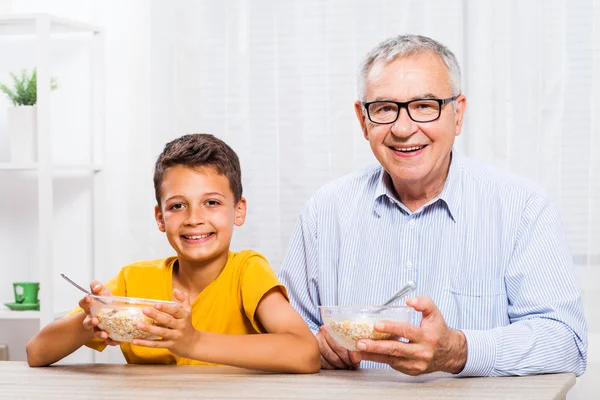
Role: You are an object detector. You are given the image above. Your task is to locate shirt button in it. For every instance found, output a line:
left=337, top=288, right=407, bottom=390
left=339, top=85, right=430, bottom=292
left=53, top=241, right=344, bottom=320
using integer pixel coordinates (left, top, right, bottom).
left=406, top=260, right=413, bottom=268
left=409, top=219, right=415, bottom=227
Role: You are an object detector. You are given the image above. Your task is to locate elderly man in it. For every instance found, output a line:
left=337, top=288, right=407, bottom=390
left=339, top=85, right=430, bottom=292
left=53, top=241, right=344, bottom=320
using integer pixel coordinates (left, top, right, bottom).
left=279, top=34, right=587, bottom=377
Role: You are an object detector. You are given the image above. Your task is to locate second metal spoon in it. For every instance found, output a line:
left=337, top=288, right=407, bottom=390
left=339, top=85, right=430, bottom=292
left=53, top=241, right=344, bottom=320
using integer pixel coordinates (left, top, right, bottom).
left=380, top=280, right=417, bottom=307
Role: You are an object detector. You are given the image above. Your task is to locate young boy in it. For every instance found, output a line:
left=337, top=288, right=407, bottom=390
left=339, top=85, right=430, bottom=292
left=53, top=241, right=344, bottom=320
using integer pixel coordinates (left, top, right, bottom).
left=26, top=134, right=320, bottom=373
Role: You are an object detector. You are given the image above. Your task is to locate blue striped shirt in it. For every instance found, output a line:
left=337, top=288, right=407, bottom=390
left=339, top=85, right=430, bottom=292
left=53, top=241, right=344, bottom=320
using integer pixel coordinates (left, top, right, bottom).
left=279, top=152, right=587, bottom=376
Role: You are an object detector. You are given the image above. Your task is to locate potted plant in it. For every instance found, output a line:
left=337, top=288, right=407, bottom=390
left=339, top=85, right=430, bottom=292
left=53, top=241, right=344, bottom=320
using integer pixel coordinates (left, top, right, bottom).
left=0, top=68, right=57, bottom=162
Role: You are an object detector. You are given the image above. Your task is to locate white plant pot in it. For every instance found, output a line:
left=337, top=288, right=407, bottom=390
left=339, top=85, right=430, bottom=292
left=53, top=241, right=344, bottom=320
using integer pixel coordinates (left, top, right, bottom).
left=8, top=105, right=37, bottom=163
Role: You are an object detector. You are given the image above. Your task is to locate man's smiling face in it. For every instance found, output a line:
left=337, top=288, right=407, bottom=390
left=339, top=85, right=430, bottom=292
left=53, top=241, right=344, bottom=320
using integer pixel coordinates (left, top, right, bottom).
left=354, top=51, right=466, bottom=190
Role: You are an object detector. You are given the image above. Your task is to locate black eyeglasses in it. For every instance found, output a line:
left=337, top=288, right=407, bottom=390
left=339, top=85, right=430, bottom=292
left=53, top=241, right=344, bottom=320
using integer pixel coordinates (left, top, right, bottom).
left=363, top=95, right=459, bottom=124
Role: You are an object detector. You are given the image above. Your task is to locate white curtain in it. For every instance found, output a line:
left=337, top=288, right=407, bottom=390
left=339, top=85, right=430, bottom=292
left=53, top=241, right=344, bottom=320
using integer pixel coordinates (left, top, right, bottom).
left=151, top=0, right=465, bottom=267
left=149, top=0, right=599, bottom=366
left=462, top=0, right=600, bottom=341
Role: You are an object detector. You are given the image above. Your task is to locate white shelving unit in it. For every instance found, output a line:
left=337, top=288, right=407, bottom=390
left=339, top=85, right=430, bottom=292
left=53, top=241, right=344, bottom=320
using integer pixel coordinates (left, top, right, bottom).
left=0, top=14, right=105, bottom=354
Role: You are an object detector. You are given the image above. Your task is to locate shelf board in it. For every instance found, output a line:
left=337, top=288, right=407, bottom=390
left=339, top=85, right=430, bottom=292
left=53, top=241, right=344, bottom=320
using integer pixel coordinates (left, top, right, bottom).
left=0, top=308, right=71, bottom=320
left=53, top=164, right=103, bottom=172
left=0, top=309, right=40, bottom=320
left=0, top=163, right=103, bottom=172
left=0, top=13, right=102, bottom=35
left=0, top=163, right=37, bottom=170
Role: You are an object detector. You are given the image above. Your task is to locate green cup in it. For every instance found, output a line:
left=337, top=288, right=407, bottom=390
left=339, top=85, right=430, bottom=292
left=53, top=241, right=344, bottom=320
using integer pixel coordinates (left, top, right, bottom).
left=13, top=282, right=40, bottom=304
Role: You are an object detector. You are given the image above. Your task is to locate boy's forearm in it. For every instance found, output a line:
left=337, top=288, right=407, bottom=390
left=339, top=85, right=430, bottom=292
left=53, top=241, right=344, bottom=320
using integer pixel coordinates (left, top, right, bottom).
left=26, top=312, right=95, bottom=367
left=188, top=331, right=320, bottom=373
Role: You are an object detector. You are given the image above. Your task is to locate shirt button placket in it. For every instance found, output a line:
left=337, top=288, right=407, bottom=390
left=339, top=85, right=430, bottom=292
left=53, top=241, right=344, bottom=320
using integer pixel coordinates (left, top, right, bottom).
left=402, top=216, right=416, bottom=289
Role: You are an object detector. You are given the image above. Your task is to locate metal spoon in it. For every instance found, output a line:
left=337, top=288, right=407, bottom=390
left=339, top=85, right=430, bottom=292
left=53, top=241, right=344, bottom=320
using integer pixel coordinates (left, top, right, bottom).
left=60, top=273, right=109, bottom=304
left=380, top=280, right=417, bottom=307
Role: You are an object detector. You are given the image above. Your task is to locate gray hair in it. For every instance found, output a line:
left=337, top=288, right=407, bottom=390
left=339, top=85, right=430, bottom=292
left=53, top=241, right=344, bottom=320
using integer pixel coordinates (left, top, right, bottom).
left=357, top=34, right=462, bottom=101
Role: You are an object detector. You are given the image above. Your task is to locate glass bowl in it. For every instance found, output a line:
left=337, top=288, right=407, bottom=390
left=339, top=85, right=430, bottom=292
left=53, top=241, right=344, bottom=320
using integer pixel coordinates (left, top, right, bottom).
left=319, top=305, right=413, bottom=351
left=89, top=295, right=178, bottom=343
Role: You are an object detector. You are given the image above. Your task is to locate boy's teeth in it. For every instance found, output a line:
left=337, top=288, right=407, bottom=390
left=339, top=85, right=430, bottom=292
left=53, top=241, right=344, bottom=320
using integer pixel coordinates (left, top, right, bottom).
left=394, top=145, right=424, bottom=152
left=186, top=234, right=211, bottom=239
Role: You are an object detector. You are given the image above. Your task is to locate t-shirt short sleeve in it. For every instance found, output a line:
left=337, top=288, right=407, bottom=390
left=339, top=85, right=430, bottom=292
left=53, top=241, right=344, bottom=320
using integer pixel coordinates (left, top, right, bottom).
left=239, top=253, right=289, bottom=333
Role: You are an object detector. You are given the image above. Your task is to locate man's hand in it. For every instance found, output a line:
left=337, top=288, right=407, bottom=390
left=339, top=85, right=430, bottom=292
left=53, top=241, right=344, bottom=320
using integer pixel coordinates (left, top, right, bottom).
left=132, top=289, right=200, bottom=359
left=350, top=296, right=467, bottom=375
left=316, top=325, right=360, bottom=370
left=79, top=281, right=120, bottom=346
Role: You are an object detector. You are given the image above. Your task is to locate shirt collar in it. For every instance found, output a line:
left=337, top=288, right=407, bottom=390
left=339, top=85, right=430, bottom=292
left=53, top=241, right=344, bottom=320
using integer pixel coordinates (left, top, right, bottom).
left=372, top=151, right=462, bottom=222
left=373, top=168, right=399, bottom=217
left=437, top=151, right=462, bottom=222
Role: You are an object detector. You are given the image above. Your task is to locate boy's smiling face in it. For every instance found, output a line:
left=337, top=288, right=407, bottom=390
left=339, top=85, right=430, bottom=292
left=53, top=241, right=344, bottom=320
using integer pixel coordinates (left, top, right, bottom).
left=154, top=165, right=246, bottom=265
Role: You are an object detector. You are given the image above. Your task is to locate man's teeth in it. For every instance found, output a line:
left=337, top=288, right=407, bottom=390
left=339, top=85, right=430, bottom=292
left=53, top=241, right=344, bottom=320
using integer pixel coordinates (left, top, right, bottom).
left=185, top=234, right=211, bottom=239
left=393, top=145, right=425, bottom=152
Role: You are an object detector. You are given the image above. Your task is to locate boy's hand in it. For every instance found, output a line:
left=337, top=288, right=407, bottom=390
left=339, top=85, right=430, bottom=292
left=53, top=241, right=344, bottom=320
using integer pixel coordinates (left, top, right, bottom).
left=132, top=289, right=199, bottom=358
left=78, top=281, right=120, bottom=346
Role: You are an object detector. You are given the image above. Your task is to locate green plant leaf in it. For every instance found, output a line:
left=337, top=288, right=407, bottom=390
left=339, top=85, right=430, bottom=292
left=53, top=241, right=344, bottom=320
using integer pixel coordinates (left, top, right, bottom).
left=0, top=68, right=58, bottom=106
left=0, top=83, right=18, bottom=105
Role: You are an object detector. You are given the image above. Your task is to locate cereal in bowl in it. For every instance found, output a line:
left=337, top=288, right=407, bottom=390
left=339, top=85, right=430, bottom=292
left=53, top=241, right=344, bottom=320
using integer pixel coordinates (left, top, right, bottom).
left=96, top=307, right=159, bottom=342
left=328, top=320, right=392, bottom=350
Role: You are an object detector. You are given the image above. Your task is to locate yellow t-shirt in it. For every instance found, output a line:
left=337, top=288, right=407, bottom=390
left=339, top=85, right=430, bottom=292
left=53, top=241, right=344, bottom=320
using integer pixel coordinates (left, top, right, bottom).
left=70, top=250, right=288, bottom=365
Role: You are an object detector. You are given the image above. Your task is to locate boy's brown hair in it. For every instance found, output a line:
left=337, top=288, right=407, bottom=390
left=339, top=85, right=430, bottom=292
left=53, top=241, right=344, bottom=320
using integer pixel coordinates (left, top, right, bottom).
left=153, top=133, right=243, bottom=206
